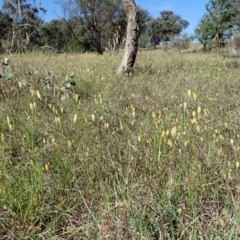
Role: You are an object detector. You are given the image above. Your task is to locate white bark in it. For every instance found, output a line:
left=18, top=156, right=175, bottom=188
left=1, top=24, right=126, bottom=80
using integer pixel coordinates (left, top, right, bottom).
left=117, top=0, right=140, bottom=75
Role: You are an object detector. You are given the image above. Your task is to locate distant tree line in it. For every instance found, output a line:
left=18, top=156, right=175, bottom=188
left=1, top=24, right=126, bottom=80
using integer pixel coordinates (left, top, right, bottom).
left=0, top=0, right=192, bottom=54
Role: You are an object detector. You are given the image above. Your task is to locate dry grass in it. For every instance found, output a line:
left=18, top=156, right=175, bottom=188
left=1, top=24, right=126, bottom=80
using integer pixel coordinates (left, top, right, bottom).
left=0, top=49, right=240, bottom=239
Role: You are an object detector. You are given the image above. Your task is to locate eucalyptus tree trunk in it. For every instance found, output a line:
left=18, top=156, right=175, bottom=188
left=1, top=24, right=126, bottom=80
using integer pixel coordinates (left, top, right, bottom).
left=117, top=0, right=140, bottom=75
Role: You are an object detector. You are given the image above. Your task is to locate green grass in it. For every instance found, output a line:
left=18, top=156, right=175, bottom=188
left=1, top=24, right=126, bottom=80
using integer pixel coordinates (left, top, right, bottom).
left=0, top=49, right=240, bottom=239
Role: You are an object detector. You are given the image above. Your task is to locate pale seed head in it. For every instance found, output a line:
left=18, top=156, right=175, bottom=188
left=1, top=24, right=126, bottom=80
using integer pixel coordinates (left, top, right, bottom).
left=171, top=126, right=177, bottom=137
left=91, top=113, right=95, bottom=122
left=73, top=113, right=77, bottom=123
left=36, top=90, right=41, bottom=100
left=183, top=102, right=187, bottom=111
left=192, top=92, right=197, bottom=100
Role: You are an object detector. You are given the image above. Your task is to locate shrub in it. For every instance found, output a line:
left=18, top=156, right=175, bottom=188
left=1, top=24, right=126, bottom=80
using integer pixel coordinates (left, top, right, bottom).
left=172, top=33, right=193, bottom=51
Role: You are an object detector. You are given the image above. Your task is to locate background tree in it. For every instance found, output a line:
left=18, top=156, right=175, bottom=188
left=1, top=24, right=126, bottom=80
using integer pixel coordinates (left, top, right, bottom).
left=1, top=0, right=46, bottom=53
left=195, top=13, right=216, bottom=51
left=40, top=18, right=91, bottom=53
left=147, top=18, right=161, bottom=49
left=0, top=0, right=149, bottom=56
left=54, top=0, right=149, bottom=55
left=148, top=10, right=189, bottom=49
left=232, top=32, right=240, bottom=51
left=39, top=19, right=67, bottom=51
left=137, top=8, right=151, bottom=48
left=228, top=0, right=240, bottom=29
left=54, top=0, right=126, bottom=55
left=0, top=11, right=13, bottom=52
left=195, top=0, right=236, bottom=51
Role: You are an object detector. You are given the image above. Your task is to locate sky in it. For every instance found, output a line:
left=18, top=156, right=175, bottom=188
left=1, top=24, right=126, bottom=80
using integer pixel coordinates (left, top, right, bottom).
left=0, top=0, right=208, bottom=34
left=135, top=0, right=208, bottom=34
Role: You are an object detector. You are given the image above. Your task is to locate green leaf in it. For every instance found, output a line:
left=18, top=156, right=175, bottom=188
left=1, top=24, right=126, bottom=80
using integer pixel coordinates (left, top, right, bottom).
left=3, top=57, right=9, bottom=65
left=65, top=80, right=76, bottom=89
left=65, top=83, right=72, bottom=89
left=28, top=64, right=33, bottom=75
left=69, top=80, right=76, bottom=86
left=3, top=72, right=13, bottom=80
left=28, top=64, right=33, bottom=70
left=18, top=79, right=27, bottom=88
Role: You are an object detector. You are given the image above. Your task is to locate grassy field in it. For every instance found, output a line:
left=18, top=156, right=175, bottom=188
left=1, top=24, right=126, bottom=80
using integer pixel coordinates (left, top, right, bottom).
left=0, top=48, right=240, bottom=239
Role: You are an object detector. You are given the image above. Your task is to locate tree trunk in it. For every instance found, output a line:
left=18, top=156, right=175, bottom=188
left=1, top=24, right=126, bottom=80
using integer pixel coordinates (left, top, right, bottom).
left=96, top=40, right=104, bottom=55
left=117, top=0, right=140, bottom=75
left=95, top=32, right=104, bottom=55
left=153, top=42, right=156, bottom=49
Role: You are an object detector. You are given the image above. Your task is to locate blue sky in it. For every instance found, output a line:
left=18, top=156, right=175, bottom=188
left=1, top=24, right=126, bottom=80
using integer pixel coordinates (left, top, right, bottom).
left=0, top=0, right=208, bottom=34
left=136, top=0, right=208, bottom=34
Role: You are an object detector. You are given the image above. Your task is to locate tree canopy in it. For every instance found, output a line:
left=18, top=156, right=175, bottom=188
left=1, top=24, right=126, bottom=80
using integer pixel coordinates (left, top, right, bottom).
left=195, top=0, right=239, bottom=51
left=148, top=10, right=189, bottom=49
left=0, top=0, right=46, bottom=53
